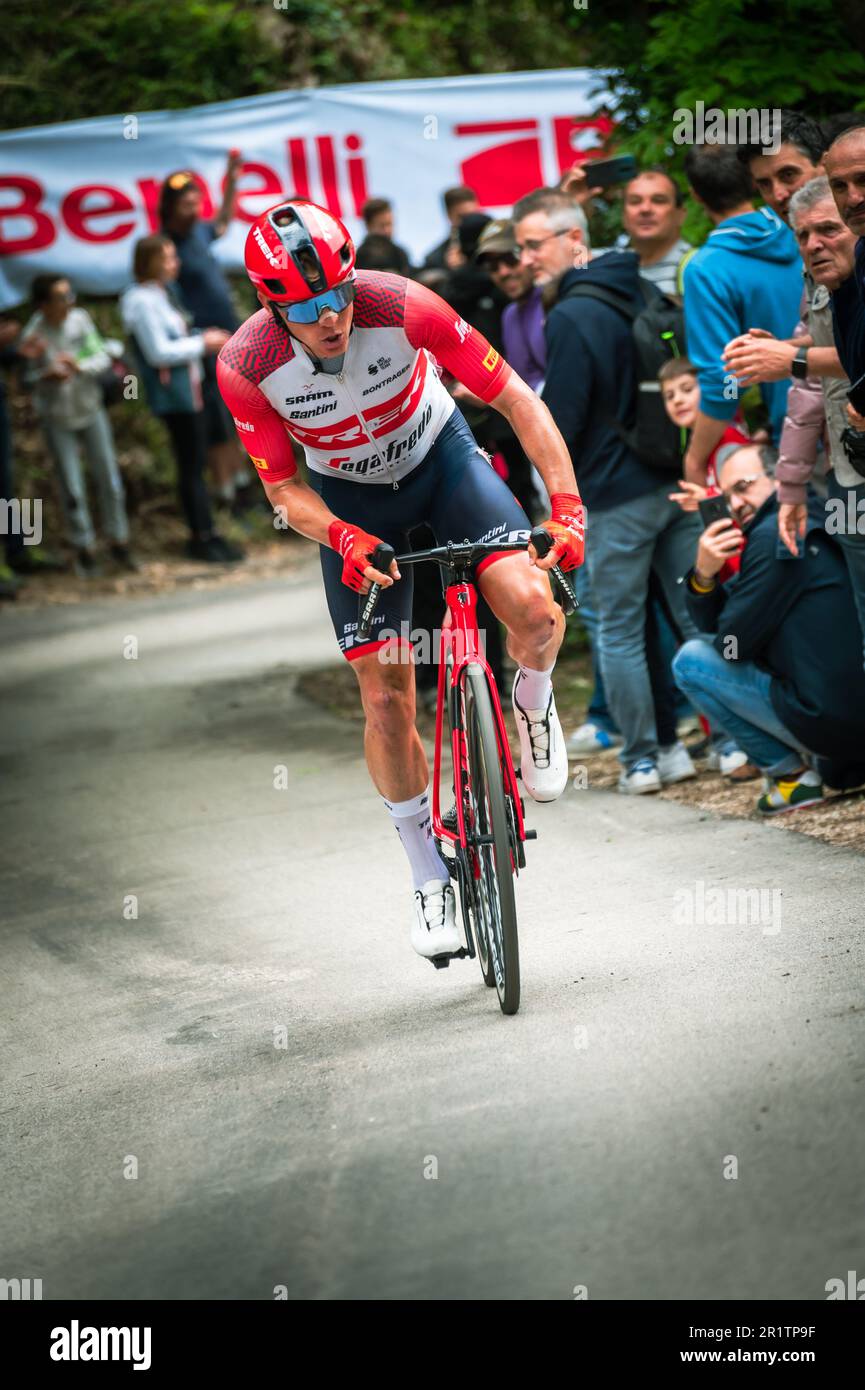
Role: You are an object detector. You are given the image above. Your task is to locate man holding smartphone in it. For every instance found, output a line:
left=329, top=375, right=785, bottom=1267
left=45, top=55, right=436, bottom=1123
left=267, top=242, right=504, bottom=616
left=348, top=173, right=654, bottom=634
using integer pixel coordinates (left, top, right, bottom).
left=672, top=443, right=865, bottom=813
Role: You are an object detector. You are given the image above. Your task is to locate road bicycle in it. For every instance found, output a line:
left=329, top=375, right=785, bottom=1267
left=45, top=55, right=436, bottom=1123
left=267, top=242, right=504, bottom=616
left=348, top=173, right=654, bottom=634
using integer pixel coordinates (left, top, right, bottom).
left=359, top=529, right=576, bottom=1015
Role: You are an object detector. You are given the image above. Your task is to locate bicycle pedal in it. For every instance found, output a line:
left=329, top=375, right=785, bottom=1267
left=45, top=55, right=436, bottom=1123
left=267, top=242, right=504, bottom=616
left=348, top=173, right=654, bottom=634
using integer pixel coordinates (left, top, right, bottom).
left=429, top=948, right=468, bottom=970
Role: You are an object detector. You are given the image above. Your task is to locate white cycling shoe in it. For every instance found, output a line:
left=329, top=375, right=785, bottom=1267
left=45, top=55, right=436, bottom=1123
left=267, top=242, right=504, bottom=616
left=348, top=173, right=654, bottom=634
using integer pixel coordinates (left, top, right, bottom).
left=512, top=675, right=569, bottom=802
left=411, top=879, right=461, bottom=959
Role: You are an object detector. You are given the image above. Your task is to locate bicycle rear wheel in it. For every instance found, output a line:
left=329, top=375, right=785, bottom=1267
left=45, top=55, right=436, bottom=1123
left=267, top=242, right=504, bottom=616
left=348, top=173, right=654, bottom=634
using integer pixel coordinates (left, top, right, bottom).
left=463, top=663, right=520, bottom=1015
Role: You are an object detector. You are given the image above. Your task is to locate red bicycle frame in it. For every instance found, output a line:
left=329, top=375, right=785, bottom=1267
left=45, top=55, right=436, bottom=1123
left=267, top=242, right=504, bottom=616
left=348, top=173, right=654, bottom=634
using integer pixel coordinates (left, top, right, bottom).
left=430, top=577, right=529, bottom=854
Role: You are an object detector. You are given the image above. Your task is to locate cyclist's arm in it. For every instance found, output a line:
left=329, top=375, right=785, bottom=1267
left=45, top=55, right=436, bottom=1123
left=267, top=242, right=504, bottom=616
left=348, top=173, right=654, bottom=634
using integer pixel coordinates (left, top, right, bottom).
left=217, top=351, right=395, bottom=584
left=488, top=373, right=577, bottom=498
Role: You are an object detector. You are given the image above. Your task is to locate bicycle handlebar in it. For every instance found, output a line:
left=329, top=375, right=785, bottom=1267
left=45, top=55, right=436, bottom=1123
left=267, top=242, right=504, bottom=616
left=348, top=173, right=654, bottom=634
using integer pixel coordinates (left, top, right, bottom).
left=357, top=530, right=578, bottom=640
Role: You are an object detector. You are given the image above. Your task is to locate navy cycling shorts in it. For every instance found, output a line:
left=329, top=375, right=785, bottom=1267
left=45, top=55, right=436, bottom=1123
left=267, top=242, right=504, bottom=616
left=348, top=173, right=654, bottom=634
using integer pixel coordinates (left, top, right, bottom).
left=311, top=408, right=531, bottom=660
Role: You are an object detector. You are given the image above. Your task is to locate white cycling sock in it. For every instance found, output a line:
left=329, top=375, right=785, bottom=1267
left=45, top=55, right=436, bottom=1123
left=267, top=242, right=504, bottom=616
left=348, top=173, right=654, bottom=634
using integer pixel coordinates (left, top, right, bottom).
left=515, top=662, right=555, bottom=712
left=383, top=786, right=450, bottom=890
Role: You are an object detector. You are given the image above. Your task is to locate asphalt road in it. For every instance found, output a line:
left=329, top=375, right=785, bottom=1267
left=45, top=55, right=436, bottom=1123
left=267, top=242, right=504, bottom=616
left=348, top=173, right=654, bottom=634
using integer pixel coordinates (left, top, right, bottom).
left=1, top=561, right=863, bottom=1301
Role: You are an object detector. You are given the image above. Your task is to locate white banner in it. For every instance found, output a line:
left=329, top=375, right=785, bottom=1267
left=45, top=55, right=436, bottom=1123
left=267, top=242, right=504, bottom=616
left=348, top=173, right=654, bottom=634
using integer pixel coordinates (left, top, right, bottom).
left=0, top=68, right=613, bottom=309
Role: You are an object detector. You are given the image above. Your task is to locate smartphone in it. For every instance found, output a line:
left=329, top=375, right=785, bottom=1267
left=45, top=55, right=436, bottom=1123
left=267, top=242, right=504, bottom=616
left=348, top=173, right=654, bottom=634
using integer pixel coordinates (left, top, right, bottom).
left=584, top=155, right=639, bottom=189
left=698, top=495, right=732, bottom=529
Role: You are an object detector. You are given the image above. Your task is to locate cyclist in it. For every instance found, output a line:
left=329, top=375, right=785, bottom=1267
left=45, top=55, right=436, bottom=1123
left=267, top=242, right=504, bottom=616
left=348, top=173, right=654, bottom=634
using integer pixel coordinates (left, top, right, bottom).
left=218, top=200, right=585, bottom=961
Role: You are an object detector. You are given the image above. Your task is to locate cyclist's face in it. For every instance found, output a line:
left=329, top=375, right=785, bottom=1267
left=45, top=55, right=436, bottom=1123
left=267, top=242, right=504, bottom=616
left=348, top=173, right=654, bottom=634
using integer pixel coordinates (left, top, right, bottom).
left=274, top=300, right=355, bottom=357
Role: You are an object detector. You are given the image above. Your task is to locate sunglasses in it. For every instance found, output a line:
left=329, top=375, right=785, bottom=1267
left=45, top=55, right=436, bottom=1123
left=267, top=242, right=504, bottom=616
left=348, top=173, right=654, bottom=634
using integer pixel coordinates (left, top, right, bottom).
left=275, top=281, right=357, bottom=324
left=480, top=252, right=520, bottom=271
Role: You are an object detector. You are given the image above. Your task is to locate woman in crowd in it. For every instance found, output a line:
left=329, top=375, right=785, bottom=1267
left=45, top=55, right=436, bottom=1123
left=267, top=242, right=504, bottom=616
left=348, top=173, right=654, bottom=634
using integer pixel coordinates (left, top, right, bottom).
left=21, top=275, right=133, bottom=576
left=121, top=235, right=243, bottom=564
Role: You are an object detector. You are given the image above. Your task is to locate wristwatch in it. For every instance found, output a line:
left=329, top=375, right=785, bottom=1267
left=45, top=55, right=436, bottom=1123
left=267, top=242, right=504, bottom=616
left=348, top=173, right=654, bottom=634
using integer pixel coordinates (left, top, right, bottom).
left=791, top=344, right=809, bottom=380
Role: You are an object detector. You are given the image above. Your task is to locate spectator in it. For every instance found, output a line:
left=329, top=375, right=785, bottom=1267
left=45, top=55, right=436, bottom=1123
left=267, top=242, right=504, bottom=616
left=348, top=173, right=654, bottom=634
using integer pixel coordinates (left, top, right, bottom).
left=772, top=178, right=865, bottom=661
left=681, top=143, right=803, bottom=483
left=0, top=319, right=26, bottom=597
left=419, top=185, right=481, bottom=288
left=673, top=443, right=865, bottom=813
left=159, top=158, right=250, bottom=508
left=621, top=167, right=692, bottom=295
left=355, top=198, right=413, bottom=276
left=735, top=110, right=826, bottom=224
left=515, top=187, right=701, bottom=791
left=20, top=275, right=133, bottom=577
left=824, top=123, right=865, bottom=382
left=481, top=220, right=547, bottom=393
left=474, top=217, right=546, bottom=517
left=660, top=356, right=753, bottom=494
left=121, top=234, right=242, bottom=565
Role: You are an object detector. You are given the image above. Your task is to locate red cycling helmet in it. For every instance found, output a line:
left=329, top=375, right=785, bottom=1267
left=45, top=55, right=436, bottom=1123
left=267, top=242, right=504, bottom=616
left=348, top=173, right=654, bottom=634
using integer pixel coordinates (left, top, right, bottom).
left=244, top=199, right=356, bottom=305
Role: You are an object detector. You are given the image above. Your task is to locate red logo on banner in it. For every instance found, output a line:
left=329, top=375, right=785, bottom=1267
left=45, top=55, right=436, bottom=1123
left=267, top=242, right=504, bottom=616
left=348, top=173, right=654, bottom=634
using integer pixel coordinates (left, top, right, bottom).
left=454, top=113, right=615, bottom=205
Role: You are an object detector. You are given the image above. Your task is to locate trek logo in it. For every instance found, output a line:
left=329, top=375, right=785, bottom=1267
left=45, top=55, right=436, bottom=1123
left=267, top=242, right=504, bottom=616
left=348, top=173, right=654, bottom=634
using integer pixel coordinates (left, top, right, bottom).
left=50, top=1321, right=152, bottom=1371
left=253, top=224, right=283, bottom=268
left=329, top=401, right=433, bottom=475
left=454, top=318, right=471, bottom=344
left=367, top=356, right=392, bottom=375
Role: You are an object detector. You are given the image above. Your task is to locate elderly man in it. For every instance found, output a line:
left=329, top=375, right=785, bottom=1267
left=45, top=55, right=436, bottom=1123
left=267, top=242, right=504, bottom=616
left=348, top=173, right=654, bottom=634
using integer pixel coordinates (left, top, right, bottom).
left=673, top=443, right=865, bottom=813
left=769, top=177, right=865, bottom=663
left=515, top=186, right=700, bottom=792
left=824, top=123, right=865, bottom=383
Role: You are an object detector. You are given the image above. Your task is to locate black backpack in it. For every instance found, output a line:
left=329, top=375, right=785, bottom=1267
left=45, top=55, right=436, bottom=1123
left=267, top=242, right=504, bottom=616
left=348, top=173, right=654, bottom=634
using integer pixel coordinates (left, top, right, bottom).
left=561, top=277, right=688, bottom=475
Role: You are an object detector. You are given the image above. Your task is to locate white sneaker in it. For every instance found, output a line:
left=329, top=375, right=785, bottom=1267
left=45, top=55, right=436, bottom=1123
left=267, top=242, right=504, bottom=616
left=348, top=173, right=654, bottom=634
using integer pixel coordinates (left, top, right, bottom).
left=707, top=747, right=750, bottom=776
left=411, top=879, right=461, bottom=959
left=567, top=721, right=623, bottom=755
left=657, top=741, right=697, bottom=785
left=618, top=759, right=662, bottom=795
left=512, top=675, right=569, bottom=802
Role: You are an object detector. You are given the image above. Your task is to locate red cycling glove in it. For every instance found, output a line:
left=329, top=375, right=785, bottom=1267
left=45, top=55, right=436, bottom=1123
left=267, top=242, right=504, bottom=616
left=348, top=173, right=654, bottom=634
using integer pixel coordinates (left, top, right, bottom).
left=328, top=519, right=385, bottom=592
left=539, top=492, right=586, bottom=572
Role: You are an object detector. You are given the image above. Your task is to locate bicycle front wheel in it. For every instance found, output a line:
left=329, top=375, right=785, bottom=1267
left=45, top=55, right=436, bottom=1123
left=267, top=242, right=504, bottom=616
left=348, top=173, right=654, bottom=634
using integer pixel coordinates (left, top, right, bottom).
left=463, top=663, right=520, bottom=1015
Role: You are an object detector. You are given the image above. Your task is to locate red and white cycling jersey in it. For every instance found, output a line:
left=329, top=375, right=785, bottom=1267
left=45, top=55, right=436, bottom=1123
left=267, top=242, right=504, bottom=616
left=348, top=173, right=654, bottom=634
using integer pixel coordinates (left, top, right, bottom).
left=216, top=270, right=512, bottom=487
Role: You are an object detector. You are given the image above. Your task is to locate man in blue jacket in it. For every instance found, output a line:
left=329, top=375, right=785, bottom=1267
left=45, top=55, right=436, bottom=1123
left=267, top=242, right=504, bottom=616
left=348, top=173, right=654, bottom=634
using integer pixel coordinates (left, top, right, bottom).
left=673, top=442, right=865, bottom=813
left=515, top=188, right=701, bottom=794
left=682, top=144, right=803, bottom=484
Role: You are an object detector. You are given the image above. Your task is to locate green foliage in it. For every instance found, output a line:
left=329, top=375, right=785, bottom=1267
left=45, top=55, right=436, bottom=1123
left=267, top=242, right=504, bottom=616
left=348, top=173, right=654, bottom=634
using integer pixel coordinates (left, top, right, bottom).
left=568, top=0, right=865, bottom=167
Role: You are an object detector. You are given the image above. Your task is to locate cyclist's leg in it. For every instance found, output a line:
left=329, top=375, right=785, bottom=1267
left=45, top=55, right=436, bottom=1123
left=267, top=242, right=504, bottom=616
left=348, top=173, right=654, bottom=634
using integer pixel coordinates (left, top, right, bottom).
left=427, top=409, right=567, bottom=798
left=425, top=411, right=564, bottom=675
left=315, top=472, right=450, bottom=892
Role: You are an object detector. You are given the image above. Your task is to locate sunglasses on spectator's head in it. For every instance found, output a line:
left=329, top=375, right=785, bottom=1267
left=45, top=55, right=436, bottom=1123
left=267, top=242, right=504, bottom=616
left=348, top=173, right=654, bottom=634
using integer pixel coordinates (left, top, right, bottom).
left=167, top=171, right=196, bottom=191
left=275, top=280, right=357, bottom=324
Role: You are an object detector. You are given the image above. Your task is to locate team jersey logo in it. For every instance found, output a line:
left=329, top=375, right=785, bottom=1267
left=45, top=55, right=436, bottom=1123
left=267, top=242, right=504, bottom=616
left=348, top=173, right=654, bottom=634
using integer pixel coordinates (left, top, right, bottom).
left=454, top=317, right=471, bottom=344
left=482, top=346, right=500, bottom=372
left=251, top=455, right=268, bottom=470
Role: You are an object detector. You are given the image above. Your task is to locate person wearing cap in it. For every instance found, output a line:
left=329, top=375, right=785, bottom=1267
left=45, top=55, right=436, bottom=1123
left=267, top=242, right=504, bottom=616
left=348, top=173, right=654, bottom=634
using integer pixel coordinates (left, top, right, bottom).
left=159, top=154, right=250, bottom=509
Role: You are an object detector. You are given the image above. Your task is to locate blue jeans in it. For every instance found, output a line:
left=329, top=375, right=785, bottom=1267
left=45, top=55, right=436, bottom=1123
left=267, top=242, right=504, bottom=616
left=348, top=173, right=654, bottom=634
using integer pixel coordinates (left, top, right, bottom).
left=672, top=637, right=808, bottom=776
left=586, top=487, right=701, bottom=766
left=575, top=564, right=615, bottom=730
